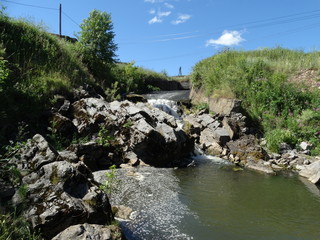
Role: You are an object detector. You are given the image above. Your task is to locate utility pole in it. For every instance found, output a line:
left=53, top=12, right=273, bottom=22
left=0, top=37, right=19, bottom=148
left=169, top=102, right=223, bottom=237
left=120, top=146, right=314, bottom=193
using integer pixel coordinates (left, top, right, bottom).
left=59, top=4, right=62, bottom=37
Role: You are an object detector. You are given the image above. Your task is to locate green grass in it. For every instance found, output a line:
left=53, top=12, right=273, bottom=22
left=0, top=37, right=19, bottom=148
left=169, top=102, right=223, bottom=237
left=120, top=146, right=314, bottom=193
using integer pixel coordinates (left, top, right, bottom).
left=0, top=211, right=41, bottom=240
left=191, top=47, right=320, bottom=154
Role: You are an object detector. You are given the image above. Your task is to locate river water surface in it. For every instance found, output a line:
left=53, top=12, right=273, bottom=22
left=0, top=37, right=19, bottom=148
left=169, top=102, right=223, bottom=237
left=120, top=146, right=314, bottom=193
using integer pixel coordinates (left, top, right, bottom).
left=110, top=156, right=320, bottom=240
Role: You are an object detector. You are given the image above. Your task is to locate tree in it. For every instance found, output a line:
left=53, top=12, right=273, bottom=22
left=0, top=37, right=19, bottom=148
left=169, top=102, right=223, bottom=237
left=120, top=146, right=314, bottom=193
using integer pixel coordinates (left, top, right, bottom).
left=77, top=9, right=118, bottom=80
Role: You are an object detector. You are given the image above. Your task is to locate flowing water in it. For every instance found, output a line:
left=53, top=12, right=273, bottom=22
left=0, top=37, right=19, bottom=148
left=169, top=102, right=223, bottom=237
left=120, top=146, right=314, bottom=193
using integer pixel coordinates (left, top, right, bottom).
left=109, top=157, right=320, bottom=240
left=110, top=91, right=320, bottom=240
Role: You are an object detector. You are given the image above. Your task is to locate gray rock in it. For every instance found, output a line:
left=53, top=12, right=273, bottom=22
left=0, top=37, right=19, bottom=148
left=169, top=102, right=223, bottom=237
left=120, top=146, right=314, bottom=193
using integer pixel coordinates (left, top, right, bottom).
left=207, top=120, right=221, bottom=131
left=183, top=115, right=202, bottom=138
left=212, top=127, right=230, bottom=145
left=58, top=150, right=79, bottom=163
left=52, top=223, right=122, bottom=240
left=51, top=113, right=77, bottom=137
left=198, top=114, right=215, bottom=127
left=279, top=142, right=292, bottom=154
left=300, top=141, right=312, bottom=151
left=68, top=142, right=118, bottom=171
left=199, top=128, right=223, bottom=156
left=282, top=151, right=297, bottom=160
left=222, top=117, right=235, bottom=140
left=71, top=98, right=110, bottom=134
left=13, top=160, right=113, bottom=239
left=299, top=160, right=320, bottom=184
left=190, top=87, right=242, bottom=115
left=9, top=134, right=60, bottom=171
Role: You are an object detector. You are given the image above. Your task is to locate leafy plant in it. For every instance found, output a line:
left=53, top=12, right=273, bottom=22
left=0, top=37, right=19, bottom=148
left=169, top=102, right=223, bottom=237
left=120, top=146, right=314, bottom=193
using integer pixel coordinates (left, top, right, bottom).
left=96, top=126, right=115, bottom=147
left=123, top=120, right=133, bottom=129
left=99, top=165, right=120, bottom=197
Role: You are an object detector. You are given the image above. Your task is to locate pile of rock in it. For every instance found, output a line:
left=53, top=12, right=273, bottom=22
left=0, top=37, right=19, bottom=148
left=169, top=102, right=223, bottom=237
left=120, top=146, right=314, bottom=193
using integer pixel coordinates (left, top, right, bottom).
left=51, top=88, right=193, bottom=168
left=8, top=134, right=120, bottom=240
left=182, top=108, right=320, bottom=177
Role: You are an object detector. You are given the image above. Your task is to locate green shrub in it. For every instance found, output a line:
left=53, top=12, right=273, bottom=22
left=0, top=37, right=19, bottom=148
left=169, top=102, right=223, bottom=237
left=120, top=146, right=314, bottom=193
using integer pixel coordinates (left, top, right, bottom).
left=265, top=128, right=298, bottom=153
left=96, top=126, right=115, bottom=147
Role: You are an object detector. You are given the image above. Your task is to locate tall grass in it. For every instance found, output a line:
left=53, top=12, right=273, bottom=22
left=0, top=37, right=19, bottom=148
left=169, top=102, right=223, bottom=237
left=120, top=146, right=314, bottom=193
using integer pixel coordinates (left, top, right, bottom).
left=0, top=16, right=93, bottom=92
left=191, top=48, right=320, bottom=154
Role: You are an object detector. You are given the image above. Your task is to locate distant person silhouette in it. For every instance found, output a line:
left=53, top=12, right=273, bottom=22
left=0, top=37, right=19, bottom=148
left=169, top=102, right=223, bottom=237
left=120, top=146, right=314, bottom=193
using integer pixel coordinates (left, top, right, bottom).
left=179, top=66, right=182, bottom=76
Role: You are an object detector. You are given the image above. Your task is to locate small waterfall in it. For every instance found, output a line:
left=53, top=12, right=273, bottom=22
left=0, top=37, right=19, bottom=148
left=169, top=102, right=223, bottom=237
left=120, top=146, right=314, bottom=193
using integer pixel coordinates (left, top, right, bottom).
left=148, top=98, right=181, bottom=120
left=191, top=146, right=231, bottom=165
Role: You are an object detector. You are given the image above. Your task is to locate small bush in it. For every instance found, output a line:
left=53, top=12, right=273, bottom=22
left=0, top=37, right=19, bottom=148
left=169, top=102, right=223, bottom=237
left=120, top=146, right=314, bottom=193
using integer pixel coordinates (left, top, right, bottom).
left=265, top=129, right=298, bottom=153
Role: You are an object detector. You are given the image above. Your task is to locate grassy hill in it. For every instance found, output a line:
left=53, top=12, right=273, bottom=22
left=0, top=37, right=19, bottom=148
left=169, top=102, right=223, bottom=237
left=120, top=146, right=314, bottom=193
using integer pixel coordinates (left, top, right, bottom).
left=191, top=48, right=320, bottom=155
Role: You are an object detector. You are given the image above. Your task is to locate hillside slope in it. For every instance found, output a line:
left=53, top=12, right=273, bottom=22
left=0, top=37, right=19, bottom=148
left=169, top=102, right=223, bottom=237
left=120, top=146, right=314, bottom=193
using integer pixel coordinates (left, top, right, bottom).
left=191, top=48, right=320, bottom=155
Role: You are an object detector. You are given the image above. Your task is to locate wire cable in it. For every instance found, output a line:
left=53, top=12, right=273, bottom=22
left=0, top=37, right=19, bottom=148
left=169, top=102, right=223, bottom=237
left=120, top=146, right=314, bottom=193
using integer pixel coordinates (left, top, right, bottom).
left=62, top=11, right=80, bottom=27
left=2, top=0, right=57, bottom=11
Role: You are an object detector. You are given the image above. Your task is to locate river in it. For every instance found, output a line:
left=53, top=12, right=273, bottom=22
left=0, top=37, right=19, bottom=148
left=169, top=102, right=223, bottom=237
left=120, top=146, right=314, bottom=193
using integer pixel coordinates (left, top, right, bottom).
left=109, top=156, right=320, bottom=240
left=110, top=91, right=320, bottom=240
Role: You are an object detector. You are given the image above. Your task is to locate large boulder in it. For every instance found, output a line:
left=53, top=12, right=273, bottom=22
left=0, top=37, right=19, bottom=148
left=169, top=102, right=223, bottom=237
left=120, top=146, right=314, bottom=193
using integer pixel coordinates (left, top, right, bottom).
left=67, top=142, right=121, bottom=171
left=71, top=98, right=110, bottom=134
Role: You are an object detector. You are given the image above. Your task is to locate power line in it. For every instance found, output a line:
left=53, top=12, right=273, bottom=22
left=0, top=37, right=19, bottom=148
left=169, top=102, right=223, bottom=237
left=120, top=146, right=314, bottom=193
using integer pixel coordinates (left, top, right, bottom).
left=62, top=11, right=80, bottom=27
left=2, top=0, right=57, bottom=11
left=120, top=8, right=320, bottom=44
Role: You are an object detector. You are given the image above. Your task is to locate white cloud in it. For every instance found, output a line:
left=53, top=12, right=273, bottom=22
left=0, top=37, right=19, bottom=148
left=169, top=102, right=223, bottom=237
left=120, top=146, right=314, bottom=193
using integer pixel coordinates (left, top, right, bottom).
left=148, top=16, right=163, bottom=24
left=148, top=9, right=171, bottom=24
left=149, top=9, right=156, bottom=14
left=164, top=2, right=174, bottom=9
left=206, top=30, right=245, bottom=47
left=158, top=11, right=171, bottom=17
left=171, top=14, right=191, bottom=25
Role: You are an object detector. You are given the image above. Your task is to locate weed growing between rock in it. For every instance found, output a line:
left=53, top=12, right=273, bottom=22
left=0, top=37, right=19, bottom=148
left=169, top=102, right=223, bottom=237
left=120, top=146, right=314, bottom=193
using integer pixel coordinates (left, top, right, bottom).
left=99, top=165, right=120, bottom=198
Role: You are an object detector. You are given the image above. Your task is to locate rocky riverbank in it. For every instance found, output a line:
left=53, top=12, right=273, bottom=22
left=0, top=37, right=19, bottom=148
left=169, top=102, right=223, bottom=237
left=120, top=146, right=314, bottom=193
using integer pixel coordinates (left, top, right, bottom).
left=1, top=85, right=319, bottom=239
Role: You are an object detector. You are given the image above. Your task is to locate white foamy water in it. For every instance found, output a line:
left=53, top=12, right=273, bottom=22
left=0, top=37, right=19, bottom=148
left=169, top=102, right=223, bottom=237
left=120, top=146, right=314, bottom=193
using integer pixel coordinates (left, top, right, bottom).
left=94, top=167, right=196, bottom=240
left=148, top=98, right=181, bottom=120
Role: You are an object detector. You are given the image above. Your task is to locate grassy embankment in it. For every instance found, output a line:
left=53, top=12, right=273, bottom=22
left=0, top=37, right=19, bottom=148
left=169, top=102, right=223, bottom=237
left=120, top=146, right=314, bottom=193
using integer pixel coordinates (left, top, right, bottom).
left=191, top=48, right=320, bottom=155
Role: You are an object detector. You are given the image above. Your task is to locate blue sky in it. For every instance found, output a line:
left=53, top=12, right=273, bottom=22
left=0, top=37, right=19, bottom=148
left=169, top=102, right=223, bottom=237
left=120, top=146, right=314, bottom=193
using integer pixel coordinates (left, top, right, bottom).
left=3, top=0, right=320, bottom=76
